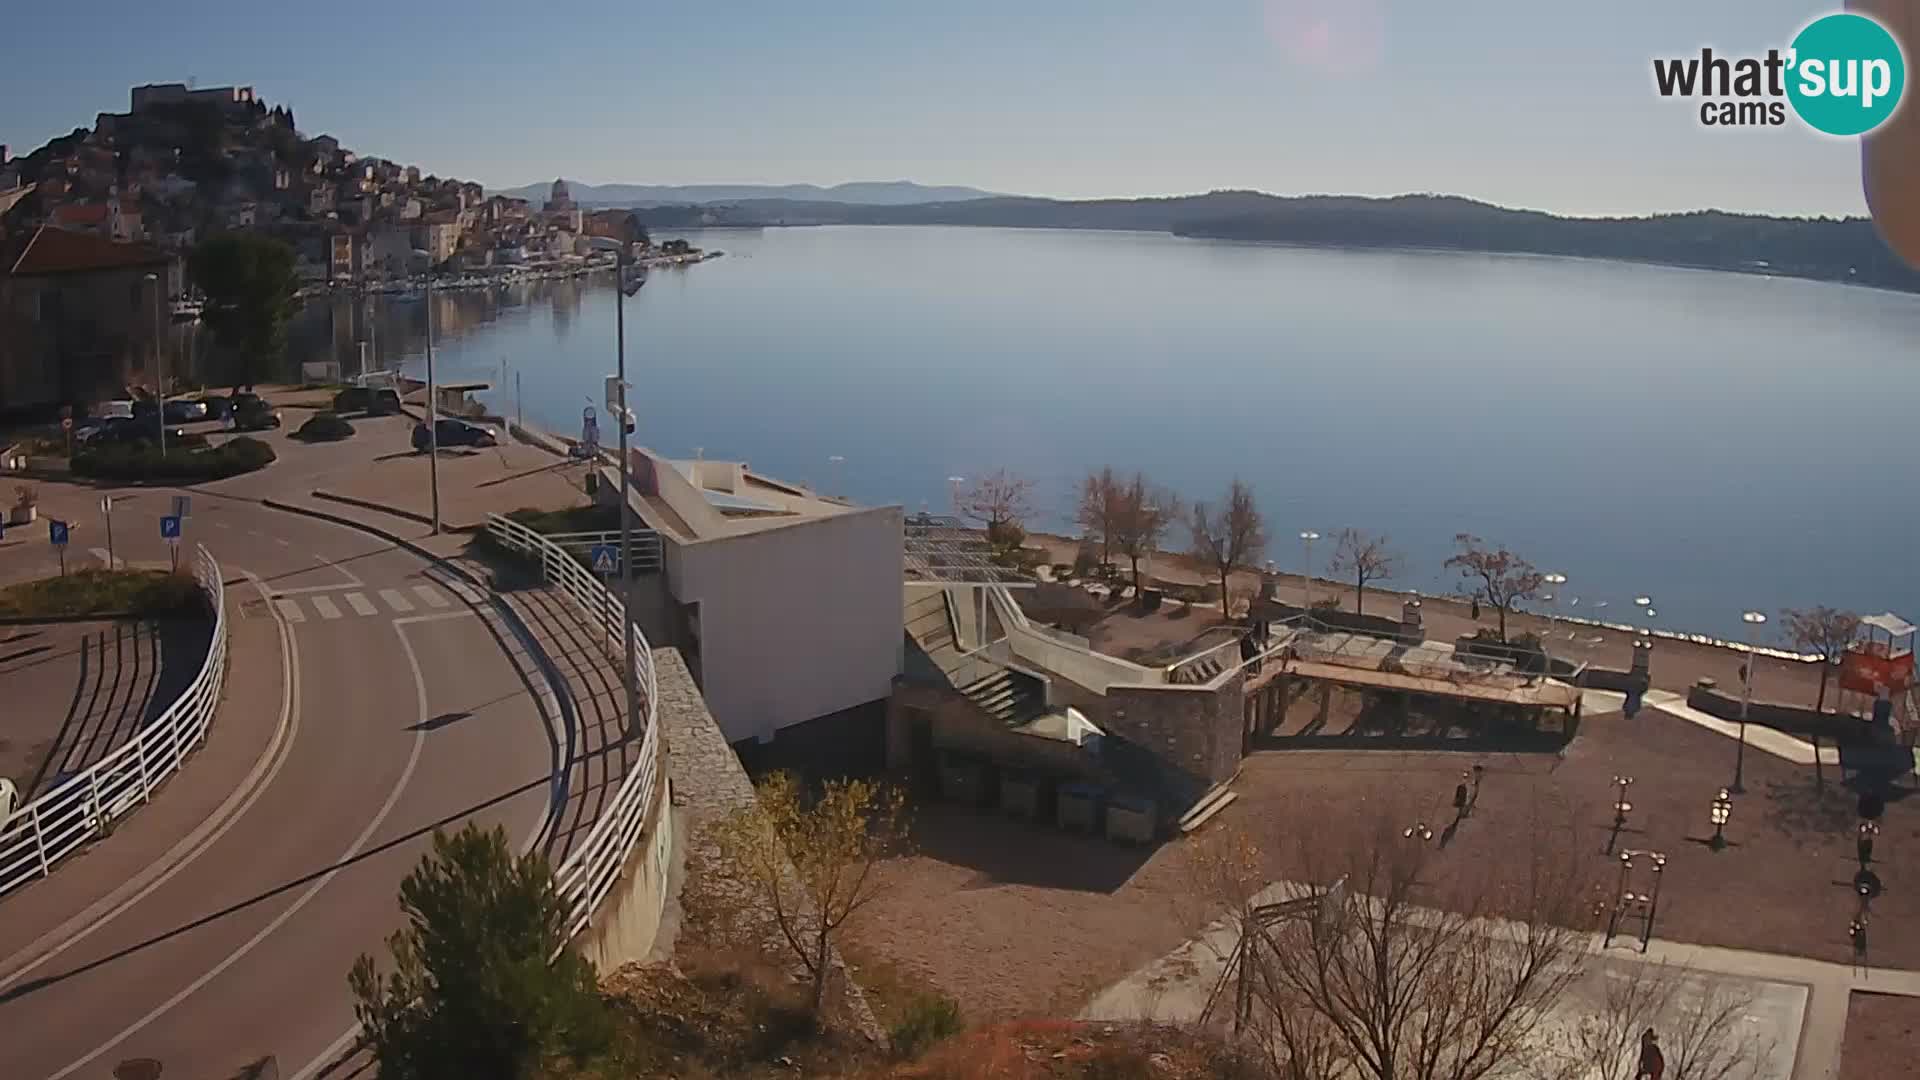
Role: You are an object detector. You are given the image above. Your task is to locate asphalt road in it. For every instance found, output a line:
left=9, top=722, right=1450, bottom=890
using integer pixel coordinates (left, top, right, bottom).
left=0, top=469, right=559, bottom=1078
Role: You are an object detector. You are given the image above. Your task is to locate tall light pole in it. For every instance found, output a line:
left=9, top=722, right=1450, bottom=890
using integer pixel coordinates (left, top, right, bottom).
left=1732, top=609, right=1767, bottom=793
left=1543, top=572, right=1567, bottom=643
left=425, top=272, right=440, bottom=533
left=144, top=272, right=166, bottom=456
left=828, top=455, right=846, bottom=499
left=947, top=475, right=965, bottom=516
left=1298, top=530, right=1320, bottom=610
left=610, top=241, right=646, bottom=739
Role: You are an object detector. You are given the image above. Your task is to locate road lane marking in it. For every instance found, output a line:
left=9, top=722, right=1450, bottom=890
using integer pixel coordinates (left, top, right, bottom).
left=213, top=521, right=231, bottom=530
left=310, top=595, right=342, bottom=620
left=48, top=617, right=433, bottom=1080
left=89, top=547, right=124, bottom=568
left=274, top=598, right=306, bottom=623
left=344, top=592, right=378, bottom=616
left=0, top=567, right=303, bottom=995
left=412, top=584, right=451, bottom=609
left=378, top=588, right=415, bottom=613
left=275, top=537, right=293, bottom=547
left=392, top=610, right=476, bottom=627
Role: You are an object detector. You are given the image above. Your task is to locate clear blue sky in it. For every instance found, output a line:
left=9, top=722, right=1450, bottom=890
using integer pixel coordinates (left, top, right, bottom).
left=0, top=0, right=1873, bottom=216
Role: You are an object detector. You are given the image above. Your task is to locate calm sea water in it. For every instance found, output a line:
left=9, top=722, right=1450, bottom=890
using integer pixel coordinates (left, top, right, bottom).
left=307, top=225, right=1920, bottom=641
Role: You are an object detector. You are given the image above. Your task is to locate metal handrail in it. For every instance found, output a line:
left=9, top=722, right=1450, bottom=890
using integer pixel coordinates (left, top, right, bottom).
left=0, top=545, right=229, bottom=898
left=485, top=513, right=663, bottom=938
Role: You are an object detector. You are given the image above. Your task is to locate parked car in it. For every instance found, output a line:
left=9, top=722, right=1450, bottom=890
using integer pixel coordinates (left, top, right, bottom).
left=162, top=399, right=208, bottom=424
left=194, top=396, right=234, bottom=421
left=83, top=415, right=188, bottom=447
left=412, top=418, right=498, bottom=451
left=331, top=387, right=404, bottom=415
left=229, top=399, right=282, bottom=432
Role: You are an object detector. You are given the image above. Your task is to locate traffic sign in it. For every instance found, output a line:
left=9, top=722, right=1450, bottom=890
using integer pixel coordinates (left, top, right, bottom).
left=160, top=515, right=182, bottom=540
left=171, top=494, right=192, bottom=519
left=589, top=544, right=618, bottom=575
left=605, top=375, right=626, bottom=411
left=61, top=417, right=73, bottom=432
left=99, top=496, right=114, bottom=514
left=49, top=520, right=69, bottom=546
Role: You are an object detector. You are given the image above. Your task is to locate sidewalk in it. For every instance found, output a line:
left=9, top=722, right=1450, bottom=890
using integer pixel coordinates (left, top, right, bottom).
left=0, top=570, right=288, bottom=977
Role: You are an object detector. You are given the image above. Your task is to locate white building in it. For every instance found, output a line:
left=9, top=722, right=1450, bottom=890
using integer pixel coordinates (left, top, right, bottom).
left=598, top=447, right=903, bottom=744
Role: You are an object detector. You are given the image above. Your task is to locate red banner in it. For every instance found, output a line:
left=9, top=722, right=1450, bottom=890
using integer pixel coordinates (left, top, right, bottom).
left=1841, top=648, right=1914, bottom=695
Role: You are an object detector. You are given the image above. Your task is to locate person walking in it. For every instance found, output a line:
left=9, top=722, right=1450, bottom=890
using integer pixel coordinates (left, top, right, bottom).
left=1470, top=596, right=1481, bottom=622
left=1635, top=1028, right=1665, bottom=1080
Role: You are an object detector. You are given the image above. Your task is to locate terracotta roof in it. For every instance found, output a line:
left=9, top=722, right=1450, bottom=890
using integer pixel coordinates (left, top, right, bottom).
left=8, top=225, right=170, bottom=277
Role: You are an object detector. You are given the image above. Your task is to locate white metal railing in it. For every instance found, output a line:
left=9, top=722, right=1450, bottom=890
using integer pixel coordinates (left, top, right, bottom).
left=0, top=545, right=229, bottom=898
left=540, top=528, right=664, bottom=574
left=485, top=513, right=662, bottom=938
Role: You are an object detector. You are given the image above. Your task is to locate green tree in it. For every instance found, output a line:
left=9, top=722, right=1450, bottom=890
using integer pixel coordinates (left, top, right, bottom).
left=189, top=232, right=300, bottom=389
left=710, top=771, right=909, bottom=1014
left=348, top=823, right=609, bottom=1079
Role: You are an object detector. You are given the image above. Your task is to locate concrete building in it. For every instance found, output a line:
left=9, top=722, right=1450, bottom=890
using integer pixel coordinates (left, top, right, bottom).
left=0, top=226, right=178, bottom=410
left=420, top=217, right=460, bottom=264
left=593, top=447, right=904, bottom=745
left=329, top=232, right=364, bottom=282
left=130, top=83, right=257, bottom=113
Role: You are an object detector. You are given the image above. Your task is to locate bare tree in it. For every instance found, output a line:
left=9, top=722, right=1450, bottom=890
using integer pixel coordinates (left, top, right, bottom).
left=1076, top=467, right=1122, bottom=572
left=708, top=771, right=909, bottom=1013
left=955, top=469, right=1035, bottom=567
left=1444, top=534, right=1545, bottom=642
left=1235, top=809, right=1595, bottom=1080
left=1557, top=960, right=1772, bottom=1080
left=1779, top=606, right=1860, bottom=714
left=1190, top=479, right=1268, bottom=619
left=1111, top=472, right=1181, bottom=598
left=1329, top=528, right=1403, bottom=615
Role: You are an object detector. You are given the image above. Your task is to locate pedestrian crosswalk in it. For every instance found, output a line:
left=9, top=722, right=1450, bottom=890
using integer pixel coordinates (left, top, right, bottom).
left=269, top=584, right=458, bottom=624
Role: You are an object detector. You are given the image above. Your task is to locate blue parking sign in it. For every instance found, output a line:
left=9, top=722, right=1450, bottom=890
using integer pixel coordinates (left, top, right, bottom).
left=49, top=519, right=69, bottom=546
left=160, top=515, right=182, bottom=540
left=589, top=544, right=618, bottom=574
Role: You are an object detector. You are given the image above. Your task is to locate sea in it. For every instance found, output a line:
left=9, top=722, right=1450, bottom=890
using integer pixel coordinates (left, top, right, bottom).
left=283, top=224, right=1920, bottom=642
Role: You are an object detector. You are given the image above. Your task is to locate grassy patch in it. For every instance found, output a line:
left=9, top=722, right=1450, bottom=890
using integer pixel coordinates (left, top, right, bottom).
left=0, top=569, right=204, bottom=619
left=506, top=504, right=621, bottom=533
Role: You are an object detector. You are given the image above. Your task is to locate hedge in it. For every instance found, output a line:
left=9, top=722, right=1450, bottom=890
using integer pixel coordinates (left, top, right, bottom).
left=73, top=436, right=277, bottom=483
left=295, top=411, right=356, bottom=442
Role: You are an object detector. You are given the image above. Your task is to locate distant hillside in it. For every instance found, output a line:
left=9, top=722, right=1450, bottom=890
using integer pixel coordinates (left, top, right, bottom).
left=490, top=179, right=1001, bottom=207
left=630, top=191, right=1920, bottom=294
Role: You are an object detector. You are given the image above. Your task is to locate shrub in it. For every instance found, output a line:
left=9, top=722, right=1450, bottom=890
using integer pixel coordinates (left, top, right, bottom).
left=295, top=411, right=356, bottom=442
left=0, top=569, right=204, bottom=619
left=349, top=824, right=610, bottom=1077
left=890, top=992, right=964, bottom=1059
left=72, top=436, right=276, bottom=483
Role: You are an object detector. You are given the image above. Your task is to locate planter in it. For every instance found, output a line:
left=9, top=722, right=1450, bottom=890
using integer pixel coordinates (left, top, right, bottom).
left=9, top=505, right=36, bottom=526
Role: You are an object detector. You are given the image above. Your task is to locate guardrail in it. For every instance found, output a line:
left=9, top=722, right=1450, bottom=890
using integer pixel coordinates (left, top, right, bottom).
left=485, top=513, right=662, bottom=938
left=0, top=545, right=229, bottom=899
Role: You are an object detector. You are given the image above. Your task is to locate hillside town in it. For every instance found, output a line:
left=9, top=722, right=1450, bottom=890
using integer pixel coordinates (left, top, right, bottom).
left=0, top=82, right=689, bottom=413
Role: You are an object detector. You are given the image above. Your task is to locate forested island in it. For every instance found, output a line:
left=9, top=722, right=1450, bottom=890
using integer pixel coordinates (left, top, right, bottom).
left=633, top=191, right=1920, bottom=294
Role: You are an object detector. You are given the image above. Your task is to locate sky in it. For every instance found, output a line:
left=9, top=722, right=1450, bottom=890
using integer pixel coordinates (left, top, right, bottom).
left=0, top=0, right=1879, bottom=217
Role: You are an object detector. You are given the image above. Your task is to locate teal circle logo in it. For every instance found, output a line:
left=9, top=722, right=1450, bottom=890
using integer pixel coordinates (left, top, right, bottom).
left=1786, top=13, right=1907, bottom=136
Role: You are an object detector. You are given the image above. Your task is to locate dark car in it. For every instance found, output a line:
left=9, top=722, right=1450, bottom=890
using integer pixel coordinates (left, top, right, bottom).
left=84, top=415, right=187, bottom=447
left=161, top=399, right=208, bottom=424
left=194, top=396, right=234, bottom=421
left=229, top=399, right=282, bottom=432
left=412, top=418, right=498, bottom=451
left=332, top=387, right=403, bottom=415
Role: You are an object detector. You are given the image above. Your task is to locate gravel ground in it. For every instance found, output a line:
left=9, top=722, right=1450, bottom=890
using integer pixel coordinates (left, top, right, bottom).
left=850, top=703, right=1917, bottom=1023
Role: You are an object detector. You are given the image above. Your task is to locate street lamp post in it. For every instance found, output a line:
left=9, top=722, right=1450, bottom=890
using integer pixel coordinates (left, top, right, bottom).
left=425, top=274, right=440, bottom=533
left=1299, top=530, right=1320, bottom=610
left=1543, top=572, right=1567, bottom=642
left=613, top=246, right=646, bottom=740
left=1709, top=788, right=1732, bottom=851
left=1732, top=610, right=1767, bottom=793
left=144, top=273, right=166, bottom=457
left=828, top=455, right=846, bottom=499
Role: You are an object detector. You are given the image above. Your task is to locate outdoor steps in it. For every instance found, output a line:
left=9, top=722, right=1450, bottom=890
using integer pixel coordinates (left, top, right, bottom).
left=962, top=669, right=1045, bottom=726
left=1177, top=780, right=1240, bottom=833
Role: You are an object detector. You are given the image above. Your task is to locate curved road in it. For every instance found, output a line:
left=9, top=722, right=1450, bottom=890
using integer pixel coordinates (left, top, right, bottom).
left=0, top=487, right=558, bottom=1078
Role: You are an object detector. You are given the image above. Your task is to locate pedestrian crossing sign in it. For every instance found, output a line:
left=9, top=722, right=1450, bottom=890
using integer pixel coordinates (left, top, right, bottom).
left=590, top=544, right=618, bottom=574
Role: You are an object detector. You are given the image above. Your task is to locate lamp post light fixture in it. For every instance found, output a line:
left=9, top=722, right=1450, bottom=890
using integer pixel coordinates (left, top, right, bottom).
left=1858, top=820, right=1880, bottom=866
left=1403, top=821, right=1433, bottom=843
left=1709, top=788, right=1733, bottom=851
left=1732, top=610, right=1767, bottom=793
left=947, top=475, right=965, bottom=515
left=1612, top=775, right=1635, bottom=828
left=1299, top=531, right=1321, bottom=609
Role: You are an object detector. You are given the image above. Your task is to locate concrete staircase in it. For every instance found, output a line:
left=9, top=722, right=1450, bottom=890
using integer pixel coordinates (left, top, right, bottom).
left=961, top=668, right=1047, bottom=727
